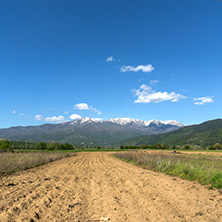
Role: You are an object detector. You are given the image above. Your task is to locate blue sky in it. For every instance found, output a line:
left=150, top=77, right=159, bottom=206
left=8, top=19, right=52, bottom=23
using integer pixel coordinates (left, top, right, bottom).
left=1, top=0, right=222, bottom=128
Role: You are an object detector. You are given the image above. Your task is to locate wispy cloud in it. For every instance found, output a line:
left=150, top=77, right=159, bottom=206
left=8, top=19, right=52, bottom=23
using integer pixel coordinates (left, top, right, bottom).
left=132, top=84, right=186, bottom=103
left=149, top=80, right=159, bottom=85
left=106, top=56, right=115, bottom=62
left=193, top=96, right=214, bottom=105
left=20, top=113, right=30, bottom=118
left=35, top=114, right=66, bottom=122
left=74, top=103, right=101, bottom=115
left=121, top=64, right=154, bottom=73
left=12, top=110, right=16, bottom=114
left=64, top=111, right=69, bottom=114
left=69, top=114, right=81, bottom=120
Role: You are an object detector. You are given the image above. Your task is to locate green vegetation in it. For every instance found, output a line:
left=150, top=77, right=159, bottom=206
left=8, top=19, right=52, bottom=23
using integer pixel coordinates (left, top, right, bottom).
left=0, top=152, right=75, bottom=176
left=119, top=143, right=222, bottom=151
left=0, top=140, right=12, bottom=152
left=120, top=119, right=222, bottom=148
left=114, top=151, right=222, bottom=189
left=0, top=140, right=76, bottom=152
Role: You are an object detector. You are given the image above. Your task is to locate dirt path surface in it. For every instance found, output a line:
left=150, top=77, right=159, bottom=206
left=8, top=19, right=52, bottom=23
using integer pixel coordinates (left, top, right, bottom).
left=1, top=152, right=222, bottom=222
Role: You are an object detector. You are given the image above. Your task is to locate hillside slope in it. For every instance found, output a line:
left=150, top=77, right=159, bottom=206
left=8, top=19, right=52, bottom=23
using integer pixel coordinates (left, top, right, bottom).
left=120, top=119, right=222, bottom=147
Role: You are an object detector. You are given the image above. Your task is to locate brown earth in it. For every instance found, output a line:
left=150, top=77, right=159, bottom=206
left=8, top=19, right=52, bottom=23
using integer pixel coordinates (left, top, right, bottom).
left=0, top=152, right=222, bottom=222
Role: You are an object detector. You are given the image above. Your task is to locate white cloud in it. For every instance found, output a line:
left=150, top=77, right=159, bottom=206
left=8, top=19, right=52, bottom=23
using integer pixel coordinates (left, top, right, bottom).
left=74, top=103, right=90, bottom=110
left=74, top=103, right=101, bottom=115
left=35, top=114, right=65, bottom=122
left=149, top=80, right=159, bottom=85
left=69, top=114, right=82, bottom=120
left=193, top=97, right=214, bottom=105
left=106, top=56, right=115, bottom=62
left=133, top=84, right=186, bottom=103
left=64, top=111, right=69, bottom=114
left=35, top=114, right=43, bottom=121
left=12, top=110, right=16, bottom=114
left=121, top=64, right=154, bottom=73
left=45, top=116, right=65, bottom=122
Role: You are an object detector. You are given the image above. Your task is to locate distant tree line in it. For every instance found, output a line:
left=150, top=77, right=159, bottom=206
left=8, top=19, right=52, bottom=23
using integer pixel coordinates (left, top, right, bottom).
left=0, top=140, right=75, bottom=152
left=119, top=143, right=222, bottom=150
left=35, top=142, right=75, bottom=150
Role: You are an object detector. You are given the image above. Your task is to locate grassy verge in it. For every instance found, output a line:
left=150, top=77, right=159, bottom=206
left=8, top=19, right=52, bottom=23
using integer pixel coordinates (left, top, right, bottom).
left=113, top=151, right=222, bottom=189
left=0, top=152, right=75, bottom=176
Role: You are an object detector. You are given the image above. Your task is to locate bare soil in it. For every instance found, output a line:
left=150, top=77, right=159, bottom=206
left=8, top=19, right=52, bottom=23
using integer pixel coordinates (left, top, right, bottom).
left=0, top=152, right=222, bottom=222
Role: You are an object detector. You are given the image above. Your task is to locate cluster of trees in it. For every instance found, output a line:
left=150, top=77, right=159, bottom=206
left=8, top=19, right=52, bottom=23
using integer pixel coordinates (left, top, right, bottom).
left=209, top=143, right=222, bottom=150
left=0, top=140, right=75, bottom=152
left=119, top=144, right=192, bottom=150
left=35, top=142, right=75, bottom=150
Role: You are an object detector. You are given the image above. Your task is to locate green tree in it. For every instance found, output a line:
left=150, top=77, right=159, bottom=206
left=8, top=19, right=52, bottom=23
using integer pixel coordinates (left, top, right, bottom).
left=213, top=143, right=222, bottom=150
left=54, top=143, right=65, bottom=150
left=47, top=143, right=55, bottom=150
left=35, top=142, right=47, bottom=150
left=64, top=143, right=74, bottom=150
left=0, top=140, right=12, bottom=152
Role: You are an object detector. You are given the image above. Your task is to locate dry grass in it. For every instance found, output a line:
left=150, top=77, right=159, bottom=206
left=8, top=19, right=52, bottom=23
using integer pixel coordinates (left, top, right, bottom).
left=114, top=151, right=222, bottom=189
left=0, top=152, right=74, bottom=175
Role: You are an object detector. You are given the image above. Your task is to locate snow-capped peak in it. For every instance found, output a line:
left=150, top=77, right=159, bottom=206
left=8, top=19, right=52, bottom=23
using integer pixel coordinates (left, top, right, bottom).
left=145, top=120, right=162, bottom=127
left=70, top=117, right=183, bottom=128
left=107, top=118, right=184, bottom=128
left=162, top=120, right=184, bottom=127
left=107, top=118, right=145, bottom=126
left=145, top=120, right=184, bottom=127
left=70, top=117, right=101, bottom=125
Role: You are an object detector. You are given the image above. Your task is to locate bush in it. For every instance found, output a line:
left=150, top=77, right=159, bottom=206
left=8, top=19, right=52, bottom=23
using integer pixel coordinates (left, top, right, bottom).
left=210, top=173, right=222, bottom=189
left=182, top=145, right=191, bottom=150
left=35, top=142, right=47, bottom=150
left=47, top=143, right=56, bottom=150
left=0, top=140, right=12, bottom=152
left=64, top=143, right=74, bottom=150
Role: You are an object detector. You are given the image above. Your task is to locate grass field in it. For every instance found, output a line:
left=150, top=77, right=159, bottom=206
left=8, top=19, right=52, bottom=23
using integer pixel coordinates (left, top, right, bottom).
left=0, top=152, right=75, bottom=176
left=113, top=151, right=222, bottom=189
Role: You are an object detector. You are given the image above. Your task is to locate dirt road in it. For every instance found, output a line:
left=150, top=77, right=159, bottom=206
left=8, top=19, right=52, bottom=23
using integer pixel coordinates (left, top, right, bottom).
left=1, top=152, right=222, bottom=222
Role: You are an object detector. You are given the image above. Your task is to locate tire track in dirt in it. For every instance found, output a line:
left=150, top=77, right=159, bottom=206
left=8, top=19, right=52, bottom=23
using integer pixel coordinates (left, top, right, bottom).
left=0, top=152, right=222, bottom=222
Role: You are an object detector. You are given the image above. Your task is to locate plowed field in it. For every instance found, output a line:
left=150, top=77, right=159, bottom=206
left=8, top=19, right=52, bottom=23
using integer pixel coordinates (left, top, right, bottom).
left=1, top=152, right=222, bottom=222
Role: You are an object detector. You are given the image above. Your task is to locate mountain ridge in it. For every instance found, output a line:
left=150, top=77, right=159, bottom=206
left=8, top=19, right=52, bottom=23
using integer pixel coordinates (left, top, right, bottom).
left=119, top=118, right=222, bottom=147
left=0, top=117, right=184, bottom=146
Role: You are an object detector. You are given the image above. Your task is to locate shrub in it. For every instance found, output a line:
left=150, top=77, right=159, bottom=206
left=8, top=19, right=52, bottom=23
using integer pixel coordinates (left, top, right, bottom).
left=210, top=173, right=222, bottom=189
left=0, top=140, right=12, bottom=152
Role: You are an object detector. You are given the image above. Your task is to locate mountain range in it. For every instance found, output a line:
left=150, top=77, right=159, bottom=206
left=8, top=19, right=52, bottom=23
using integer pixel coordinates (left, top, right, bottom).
left=0, top=117, right=183, bottom=147
left=120, top=119, right=222, bottom=147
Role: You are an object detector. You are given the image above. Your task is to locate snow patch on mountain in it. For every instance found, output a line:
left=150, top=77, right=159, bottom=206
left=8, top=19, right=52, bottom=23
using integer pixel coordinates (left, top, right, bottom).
left=107, top=118, right=184, bottom=128
left=69, top=117, right=184, bottom=128
left=107, top=118, right=145, bottom=126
